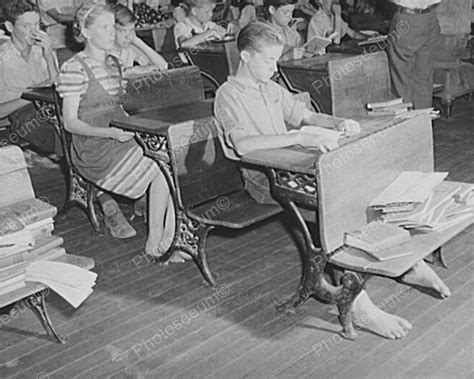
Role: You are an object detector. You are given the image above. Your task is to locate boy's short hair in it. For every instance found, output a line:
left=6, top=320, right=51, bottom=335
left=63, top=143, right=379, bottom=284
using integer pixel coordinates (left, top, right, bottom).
left=237, top=22, right=284, bottom=53
left=185, top=0, right=217, bottom=11
left=1, top=0, right=37, bottom=24
left=114, top=3, right=136, bottom=26
left=264, top=0, right=297, bottom=10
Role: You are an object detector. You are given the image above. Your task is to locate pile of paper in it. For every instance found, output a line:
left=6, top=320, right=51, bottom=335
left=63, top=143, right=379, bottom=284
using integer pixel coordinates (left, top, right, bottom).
left=26, top=261, right=98, bottom=308
left=371, top=172, right=474, bottom=232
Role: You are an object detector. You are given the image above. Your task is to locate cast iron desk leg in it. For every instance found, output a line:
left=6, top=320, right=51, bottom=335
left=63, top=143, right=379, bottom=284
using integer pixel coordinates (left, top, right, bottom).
left=270, top=171, right=364, bottom=340
left=27, top=290, right=67, bottom=344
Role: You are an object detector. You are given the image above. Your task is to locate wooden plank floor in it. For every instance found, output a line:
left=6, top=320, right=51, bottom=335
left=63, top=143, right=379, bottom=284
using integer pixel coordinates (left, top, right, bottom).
left=0, top=96, right=472, bottom=378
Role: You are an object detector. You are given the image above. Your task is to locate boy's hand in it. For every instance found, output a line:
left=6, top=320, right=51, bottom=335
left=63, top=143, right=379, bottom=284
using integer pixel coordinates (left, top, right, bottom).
left=336, top=119, right=361, bottom=136
left=110, top=127, right=135, bottom=142
left=296, top=132, right=339, bottom=153
left=205, top=26, right=226, bottom=41
left=32, top=30, right=53, bottom=55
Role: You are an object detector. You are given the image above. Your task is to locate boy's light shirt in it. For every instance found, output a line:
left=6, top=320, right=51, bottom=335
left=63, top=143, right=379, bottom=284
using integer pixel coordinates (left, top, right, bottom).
left=0, top=40, right=49, bottom=104
left=214, top=74, right=306, bottom=161
left=174, top=17, right=219, bottom=49
left=307, top=8, right=348, bottom=41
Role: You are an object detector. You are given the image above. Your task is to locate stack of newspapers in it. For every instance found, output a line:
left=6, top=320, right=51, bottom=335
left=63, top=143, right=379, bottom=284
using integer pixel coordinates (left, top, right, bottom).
left=371, top=172, right=474, bottom=233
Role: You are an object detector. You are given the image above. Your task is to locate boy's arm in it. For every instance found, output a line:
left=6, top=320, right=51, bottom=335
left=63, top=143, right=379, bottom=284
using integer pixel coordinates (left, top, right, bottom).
left=175, top=23, right=226, bottom=49
left=131, top=36, right=168, bottom=70
left=302, top=109, right=361, bottom=136
left=62, top=96, right=134, bottom=142
left=0, top=98, right=30, bottom=119
left=33, top=30, right=58, bottom=79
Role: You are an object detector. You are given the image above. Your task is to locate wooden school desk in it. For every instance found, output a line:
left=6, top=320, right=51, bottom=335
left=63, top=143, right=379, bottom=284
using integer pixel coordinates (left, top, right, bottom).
left=182, top=39, right=240, bottom=89
left=241, top=113, right=473, bottom=339
left=278, top=50, right=392, bottom=117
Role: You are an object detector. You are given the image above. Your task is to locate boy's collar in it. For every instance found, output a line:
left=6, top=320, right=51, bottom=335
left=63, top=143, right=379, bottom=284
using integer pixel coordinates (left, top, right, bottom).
left=228, top=74, right=268, bottom=92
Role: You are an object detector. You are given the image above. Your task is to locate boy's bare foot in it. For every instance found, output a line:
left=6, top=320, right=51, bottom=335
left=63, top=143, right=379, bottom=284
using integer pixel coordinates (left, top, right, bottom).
left=351, top=290, right=412, bottom=339
left=401, top=260, right=451, bottom=298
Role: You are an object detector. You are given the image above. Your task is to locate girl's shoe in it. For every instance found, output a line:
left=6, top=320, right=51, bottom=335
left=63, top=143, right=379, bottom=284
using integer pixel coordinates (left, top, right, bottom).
left=102, top=199, right=137, bottom=239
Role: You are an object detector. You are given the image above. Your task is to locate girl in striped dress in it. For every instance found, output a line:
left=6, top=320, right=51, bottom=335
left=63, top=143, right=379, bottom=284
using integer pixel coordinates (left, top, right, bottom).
left=56, top=2, right=184, bottom=260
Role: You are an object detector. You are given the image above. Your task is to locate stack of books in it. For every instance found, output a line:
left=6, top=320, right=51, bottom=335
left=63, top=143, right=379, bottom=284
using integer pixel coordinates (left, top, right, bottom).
left=366, top=98, right=413, bottom=117
left=0, top=145, right=95, bottom=308
left=371, top=172, right=474, bottom=233
left=344, top=221, right=412, bottom=261
left=0, top=199, right=66, bottom=295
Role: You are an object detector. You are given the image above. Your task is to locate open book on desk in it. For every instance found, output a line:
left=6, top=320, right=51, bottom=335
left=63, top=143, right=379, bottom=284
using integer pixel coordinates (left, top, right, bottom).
left=303, top=35, right=333, bottom=55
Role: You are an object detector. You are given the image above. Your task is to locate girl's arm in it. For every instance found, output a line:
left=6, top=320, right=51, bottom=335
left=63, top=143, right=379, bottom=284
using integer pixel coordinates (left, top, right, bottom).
left=132, top=35, right=168, bottom=70
left=62, top=96, right=134, bottom=141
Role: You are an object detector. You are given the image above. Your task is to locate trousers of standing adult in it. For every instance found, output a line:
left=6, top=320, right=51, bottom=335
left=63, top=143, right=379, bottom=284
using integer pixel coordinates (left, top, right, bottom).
left=387, top=8, right=440, bottom=109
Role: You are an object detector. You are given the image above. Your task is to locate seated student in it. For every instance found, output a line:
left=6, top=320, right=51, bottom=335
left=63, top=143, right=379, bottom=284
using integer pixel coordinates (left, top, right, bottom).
left=307, top=0, right=366, bottom=44
left=265, top=0, right=304, bottom=60
left=0, top=0, right=62, bottom=159
left=110, top=4, right=168, bottom=70
left=215, top=22, right=450, bottom=339
left=56, top=2, right=185, bottom=260
left=173, top=0, right=226, bottom=52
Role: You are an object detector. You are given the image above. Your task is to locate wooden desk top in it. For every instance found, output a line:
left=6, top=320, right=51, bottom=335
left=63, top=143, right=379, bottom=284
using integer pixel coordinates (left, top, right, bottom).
left=242, top=116, right=406, bottom=174
left=111, top=99, right=214, bottom=134
left=21, top=87, right=55, bottom=104
left=184, top=39, right=237, bottom=54
left=278, top=52, right=358, bottom=71
left=243, top=114, right=435, bottom=254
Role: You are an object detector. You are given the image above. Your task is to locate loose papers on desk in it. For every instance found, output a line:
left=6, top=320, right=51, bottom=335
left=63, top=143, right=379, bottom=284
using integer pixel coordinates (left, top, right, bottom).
left=26, top=261, right=97, bottom=308
left=376, top=179, right=474, bottom=232
left=370, top=171, right=448, bottom=207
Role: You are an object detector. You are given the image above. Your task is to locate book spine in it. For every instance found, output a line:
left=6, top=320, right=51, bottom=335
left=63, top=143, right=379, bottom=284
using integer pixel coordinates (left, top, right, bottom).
left=8, top=199, right=57, bottom=226
left=0, top=236, right=64, bottom=269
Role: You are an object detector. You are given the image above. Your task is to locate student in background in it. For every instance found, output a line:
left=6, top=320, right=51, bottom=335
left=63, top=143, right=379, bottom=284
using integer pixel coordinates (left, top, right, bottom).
left=215, top=22, right=450, bottom=339
left=307, top=0, right=366, bottom=43
left=386, top=0, right=440, bottom=109
left=111, top=4, right=168, bottom=70
left=173, top=0, right=226, bottom=51
left=57, top=2, right=185, bottom=262
left=265, top=0, right=304, bottom=60
left=0, top=0, right=62, bottom=159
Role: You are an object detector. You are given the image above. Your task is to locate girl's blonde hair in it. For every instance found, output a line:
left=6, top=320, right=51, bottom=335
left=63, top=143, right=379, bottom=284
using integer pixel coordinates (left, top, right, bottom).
left=73, top=1, right=114, bottom=43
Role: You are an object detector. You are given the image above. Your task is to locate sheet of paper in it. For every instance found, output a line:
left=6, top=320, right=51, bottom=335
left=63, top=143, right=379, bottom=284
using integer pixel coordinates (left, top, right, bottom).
left=371, top=171, right=448, bottom=206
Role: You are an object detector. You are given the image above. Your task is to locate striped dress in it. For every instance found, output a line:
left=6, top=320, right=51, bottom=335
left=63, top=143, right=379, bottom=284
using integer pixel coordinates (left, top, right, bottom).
left=56, top=52, right=159, bottom=199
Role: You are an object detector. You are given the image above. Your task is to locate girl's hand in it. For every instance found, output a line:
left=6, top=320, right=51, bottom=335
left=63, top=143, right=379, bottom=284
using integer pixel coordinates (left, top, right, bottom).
left=336, top=119, right=361, bottom=136
left=296, top=132, right=339, bottom=153
left=110, top=127, right=135, bottom=142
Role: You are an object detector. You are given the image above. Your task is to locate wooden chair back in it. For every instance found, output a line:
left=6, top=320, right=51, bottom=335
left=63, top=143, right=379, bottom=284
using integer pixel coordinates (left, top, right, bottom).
left=123, top=66, right=205, bottom=114
left=167, top=117, right=244, bottom=210
left=328, top=51, right=393, bottom=117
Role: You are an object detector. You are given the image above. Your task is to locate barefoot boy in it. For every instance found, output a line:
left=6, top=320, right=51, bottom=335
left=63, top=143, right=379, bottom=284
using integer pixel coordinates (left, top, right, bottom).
left=0, top=0, right=61, bottom=157
left=214, top=22, right=418, bottom=339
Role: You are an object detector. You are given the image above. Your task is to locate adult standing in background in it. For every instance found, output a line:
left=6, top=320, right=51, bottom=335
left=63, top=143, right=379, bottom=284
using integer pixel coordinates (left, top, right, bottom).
left=387, top=0, right=441, bottom=109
